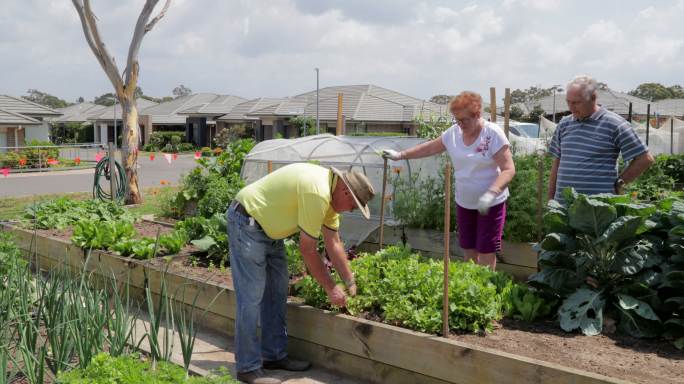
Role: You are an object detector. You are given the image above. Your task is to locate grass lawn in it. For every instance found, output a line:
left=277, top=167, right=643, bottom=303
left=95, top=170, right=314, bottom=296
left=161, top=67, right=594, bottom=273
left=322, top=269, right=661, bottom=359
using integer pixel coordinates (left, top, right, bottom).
left=0, top=186, right=178, bottom=221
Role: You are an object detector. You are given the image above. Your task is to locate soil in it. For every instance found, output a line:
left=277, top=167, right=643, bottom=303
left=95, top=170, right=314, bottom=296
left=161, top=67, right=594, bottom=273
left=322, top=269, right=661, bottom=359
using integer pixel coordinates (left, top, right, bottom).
left=450, top=318, right=683, bottom=384
left=32, top=221, right=175, bottom=243
left=161, top=260, right=684, bottom=384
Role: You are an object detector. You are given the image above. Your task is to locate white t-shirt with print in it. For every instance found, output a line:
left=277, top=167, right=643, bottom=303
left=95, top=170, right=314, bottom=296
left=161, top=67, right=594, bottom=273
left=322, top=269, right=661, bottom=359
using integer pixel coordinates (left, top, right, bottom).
left=441, top=121, right=510, bottom=210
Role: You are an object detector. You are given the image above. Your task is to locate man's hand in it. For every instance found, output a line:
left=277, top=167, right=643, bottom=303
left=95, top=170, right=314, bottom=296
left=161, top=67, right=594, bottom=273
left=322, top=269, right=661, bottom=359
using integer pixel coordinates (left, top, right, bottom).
left=381, top=149, right=402, bottom=161
left=326, top=284, right=347, bottom=307
left=477, top=190, right=497, bottom=215
left=347, top=282, right=357, bottom=296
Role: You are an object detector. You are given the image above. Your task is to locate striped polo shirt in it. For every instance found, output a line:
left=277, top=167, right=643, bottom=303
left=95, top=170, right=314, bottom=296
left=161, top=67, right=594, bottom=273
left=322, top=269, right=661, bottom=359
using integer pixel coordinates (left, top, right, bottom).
left=548, top=107, right=648, bottom=201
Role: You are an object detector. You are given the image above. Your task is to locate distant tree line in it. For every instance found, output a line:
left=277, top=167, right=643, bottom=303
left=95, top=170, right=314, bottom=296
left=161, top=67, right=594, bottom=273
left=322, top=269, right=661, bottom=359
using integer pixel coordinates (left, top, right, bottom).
left=21, top=84, right=193, bottom=108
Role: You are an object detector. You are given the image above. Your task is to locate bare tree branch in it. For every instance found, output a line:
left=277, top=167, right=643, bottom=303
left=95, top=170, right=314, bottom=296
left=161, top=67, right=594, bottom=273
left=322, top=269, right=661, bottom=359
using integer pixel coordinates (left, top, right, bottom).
left=145, top=0, right=171, bottom=33
left=125, top=0, right=170, bottom=90
left=73, top=0, right=124, bottom=93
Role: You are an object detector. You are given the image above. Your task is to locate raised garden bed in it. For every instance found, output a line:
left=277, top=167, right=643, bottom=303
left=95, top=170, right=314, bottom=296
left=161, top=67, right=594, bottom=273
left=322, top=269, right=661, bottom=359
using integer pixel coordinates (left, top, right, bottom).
left=5, top=223, right=681, bottom=384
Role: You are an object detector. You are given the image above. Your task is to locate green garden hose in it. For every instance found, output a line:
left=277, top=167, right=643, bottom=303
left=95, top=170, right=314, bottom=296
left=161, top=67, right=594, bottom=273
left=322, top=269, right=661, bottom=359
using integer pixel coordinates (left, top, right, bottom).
left=93, top=156, right=128, bottom=202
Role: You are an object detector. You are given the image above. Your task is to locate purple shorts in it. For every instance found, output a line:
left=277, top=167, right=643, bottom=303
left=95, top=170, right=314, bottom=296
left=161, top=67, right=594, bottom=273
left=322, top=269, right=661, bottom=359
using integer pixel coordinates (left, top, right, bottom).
left=456, top=202, right=506, bottom=254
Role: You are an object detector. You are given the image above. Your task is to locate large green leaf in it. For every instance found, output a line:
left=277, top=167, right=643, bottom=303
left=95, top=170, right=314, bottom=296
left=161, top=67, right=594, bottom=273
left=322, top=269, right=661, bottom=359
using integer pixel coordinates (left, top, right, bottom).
left=596, top=216, right=642, bottom=245
left=664, top=297, right=684, bottom=311
left=528, top=268, right=577, bottom=295
left=592, top=193, right=632, bottom=205
left=559, top=288, right=605, bottom=336
left=617, top=294, right=660, bottom=321
left=660, top=270, right=684, bottom=288
left=616, top=304, right=662, bottom=338
left=568, top=195, right=617, bottom=237
left=615, top=203, right=656, bottom=219
left=538, top=250, right=574, bottom=269
left=544, top=209, right=572, bottom=234
left=191, top=235, right=218, bottom=251
left=612, top=240, right=652, bottom=275
left=539, top=233, right=576, bottom=252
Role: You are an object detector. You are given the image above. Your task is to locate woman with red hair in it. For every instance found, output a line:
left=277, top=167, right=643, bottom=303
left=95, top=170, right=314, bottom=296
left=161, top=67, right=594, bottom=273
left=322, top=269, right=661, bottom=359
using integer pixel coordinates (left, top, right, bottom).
left=382, top=91, right=515, bottom=269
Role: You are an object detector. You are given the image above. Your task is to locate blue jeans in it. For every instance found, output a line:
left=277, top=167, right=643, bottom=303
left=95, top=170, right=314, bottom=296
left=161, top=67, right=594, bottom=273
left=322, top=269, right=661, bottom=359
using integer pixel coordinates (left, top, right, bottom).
left=226, top=203, right=289, bottom=373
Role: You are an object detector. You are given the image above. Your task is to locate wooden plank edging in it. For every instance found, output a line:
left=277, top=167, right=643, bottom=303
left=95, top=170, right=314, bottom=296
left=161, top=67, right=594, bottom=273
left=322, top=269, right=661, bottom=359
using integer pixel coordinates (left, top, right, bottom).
left=1, top=224, right=631, bottom=384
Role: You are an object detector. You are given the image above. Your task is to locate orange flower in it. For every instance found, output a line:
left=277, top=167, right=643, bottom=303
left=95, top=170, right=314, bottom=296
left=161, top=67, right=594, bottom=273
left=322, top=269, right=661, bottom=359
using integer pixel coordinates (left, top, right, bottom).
left=74, top=157, right=81, bottom=165
left=392, top=167, right=402, bottom=174
left=18, top=158, right=27, bottom=166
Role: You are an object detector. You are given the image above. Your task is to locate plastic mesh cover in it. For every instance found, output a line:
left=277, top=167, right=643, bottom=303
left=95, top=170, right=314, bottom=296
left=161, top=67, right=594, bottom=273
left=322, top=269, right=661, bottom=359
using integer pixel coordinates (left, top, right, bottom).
left=633, top=118, right=684, bottom=155
left=241, top=134, right=450, bottom=245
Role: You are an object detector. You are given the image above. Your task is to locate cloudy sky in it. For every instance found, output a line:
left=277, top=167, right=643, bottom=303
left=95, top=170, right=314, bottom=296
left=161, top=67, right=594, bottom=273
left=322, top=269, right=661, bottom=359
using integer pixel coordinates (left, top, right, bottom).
left=2, top=0, right=684, bottom=103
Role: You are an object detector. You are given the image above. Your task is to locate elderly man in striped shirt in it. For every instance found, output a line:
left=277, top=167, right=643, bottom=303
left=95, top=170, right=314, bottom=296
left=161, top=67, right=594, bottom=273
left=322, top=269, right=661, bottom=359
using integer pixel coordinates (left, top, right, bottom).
left=547, top=75, right=654, bottom=202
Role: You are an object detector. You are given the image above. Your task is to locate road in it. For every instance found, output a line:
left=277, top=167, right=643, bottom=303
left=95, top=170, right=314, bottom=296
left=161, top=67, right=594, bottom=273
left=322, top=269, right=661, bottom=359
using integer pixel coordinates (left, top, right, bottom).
left=0, top=153, right=199, bottom=198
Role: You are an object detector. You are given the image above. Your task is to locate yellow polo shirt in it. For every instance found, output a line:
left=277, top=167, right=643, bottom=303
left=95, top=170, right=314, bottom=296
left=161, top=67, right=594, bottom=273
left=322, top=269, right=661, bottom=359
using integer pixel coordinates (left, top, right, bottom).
left=235, top=163, right=340, bottom=240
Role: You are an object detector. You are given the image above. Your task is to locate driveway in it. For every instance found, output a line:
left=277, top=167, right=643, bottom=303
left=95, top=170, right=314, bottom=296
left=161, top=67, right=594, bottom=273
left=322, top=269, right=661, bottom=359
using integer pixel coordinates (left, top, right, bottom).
left=0, top=153, right=199, bottom=198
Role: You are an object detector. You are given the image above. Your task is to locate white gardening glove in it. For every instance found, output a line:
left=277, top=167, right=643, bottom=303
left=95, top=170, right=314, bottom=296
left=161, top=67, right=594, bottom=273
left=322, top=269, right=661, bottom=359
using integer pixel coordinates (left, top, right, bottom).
left=381, top=149, right=402, bottom=161
left=477, top=190, right=497, bottom=215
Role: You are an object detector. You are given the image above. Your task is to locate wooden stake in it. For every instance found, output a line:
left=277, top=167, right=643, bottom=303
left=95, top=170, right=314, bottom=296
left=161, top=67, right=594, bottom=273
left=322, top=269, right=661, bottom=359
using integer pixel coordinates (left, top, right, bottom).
left=379, top=157, right=389, bottom=249
left=267, top=160, right=273, bottom=174
left=337, top=93, right=344, bottom=136
left=489, top=87, right=496, bottom=123
left=537, top=152, right=544, bottom=244
left=504, top=88, right=511, bottom=138
left=108, top=142, right=116, bottom=202
left=442, top=162, right=451, bottom=338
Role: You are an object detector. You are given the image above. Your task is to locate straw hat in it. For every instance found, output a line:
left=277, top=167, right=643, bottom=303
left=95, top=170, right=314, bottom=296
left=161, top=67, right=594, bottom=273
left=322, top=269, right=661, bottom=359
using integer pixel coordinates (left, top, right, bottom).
left=331, top=167, right=375, bottom=219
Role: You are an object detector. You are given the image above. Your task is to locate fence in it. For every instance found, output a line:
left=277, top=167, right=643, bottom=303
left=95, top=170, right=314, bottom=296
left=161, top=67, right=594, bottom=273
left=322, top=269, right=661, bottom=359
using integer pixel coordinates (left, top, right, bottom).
left=0, top=143, right=105, bottom=172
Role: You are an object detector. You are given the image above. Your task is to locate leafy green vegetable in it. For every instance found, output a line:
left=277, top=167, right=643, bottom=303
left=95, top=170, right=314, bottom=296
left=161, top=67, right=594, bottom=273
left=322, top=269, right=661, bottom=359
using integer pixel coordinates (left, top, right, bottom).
left=532, top=188, right=684, bottom=347
left=296, top=245, right=512, bottom=334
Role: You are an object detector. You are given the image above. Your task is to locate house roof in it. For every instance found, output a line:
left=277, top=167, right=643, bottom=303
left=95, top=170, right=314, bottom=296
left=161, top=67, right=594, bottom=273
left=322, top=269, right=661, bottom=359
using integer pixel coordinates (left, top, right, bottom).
left=53, top=102, right=106, bottom=123
left=217, top=97, right=289, bottom=121
left=0, top=108, right=41, bottom=125
left=514, top=89, right=653, bottom=116
left=653, top=99, right=684, bottom=116
left=138, top=93, right=221, bottom=124
left=0, top=95, right=62, bottom=117
left=88, top=98, right=159, bottom=121
left=177, top=95, right=248, bottom=116
left=243, top=84, right=446, bottom=122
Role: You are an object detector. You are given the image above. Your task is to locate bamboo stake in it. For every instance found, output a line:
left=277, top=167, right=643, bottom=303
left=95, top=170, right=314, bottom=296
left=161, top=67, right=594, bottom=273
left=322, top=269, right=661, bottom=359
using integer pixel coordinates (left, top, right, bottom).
left=267, top=160, right=273, bottom=174
left=537, top=151, right=544, bottom=267
left=442, top=162, right=451, bottom=338
left=504, top=88, right=511, bottom=138
left=489, top=87, right=496, bottom=123
left=336, top=93, right=344, bottom=136
left=379, top=157, right=389, bottom=249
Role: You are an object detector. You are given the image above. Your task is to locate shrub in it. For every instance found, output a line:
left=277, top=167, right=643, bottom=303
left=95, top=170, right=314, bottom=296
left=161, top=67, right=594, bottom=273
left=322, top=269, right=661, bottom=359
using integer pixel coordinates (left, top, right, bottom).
left=197, top=174, right=244, bottom=218
left=0, top=151, right=22, bottom=168
left=200, top=147, right=212, bottom=157
left=213, top=124, right=249, bottom=148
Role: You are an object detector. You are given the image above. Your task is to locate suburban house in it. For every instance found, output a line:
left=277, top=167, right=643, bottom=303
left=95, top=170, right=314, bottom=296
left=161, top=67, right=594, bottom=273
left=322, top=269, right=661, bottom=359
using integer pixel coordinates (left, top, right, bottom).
left=0, top=95, right=62, bottom=151
left=515, top=88, right=684, bottom=125
left=87, top=98, right=158, bottom=146
left=51, top=102, right=107, bottom=143
left=215, top=97, right=288, bottom=143
left=241, top=84, right=446, bottom=141
left=176, top=94, right=247, bottom=147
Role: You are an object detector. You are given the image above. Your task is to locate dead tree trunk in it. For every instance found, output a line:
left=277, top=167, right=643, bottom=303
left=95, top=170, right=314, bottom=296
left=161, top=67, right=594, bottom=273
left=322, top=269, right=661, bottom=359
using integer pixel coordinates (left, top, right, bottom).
left=72, top=0, right=171, bottom=204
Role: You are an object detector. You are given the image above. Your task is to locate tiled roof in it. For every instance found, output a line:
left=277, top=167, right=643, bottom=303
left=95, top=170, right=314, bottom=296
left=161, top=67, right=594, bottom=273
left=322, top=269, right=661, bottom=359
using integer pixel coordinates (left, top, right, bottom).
left=0, top=95, right=62, bottom=116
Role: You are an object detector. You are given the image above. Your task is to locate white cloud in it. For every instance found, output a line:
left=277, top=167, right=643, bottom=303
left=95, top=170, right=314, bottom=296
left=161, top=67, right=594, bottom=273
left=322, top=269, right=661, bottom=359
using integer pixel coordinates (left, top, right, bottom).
left=0, top=0, right=683, bottom=102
